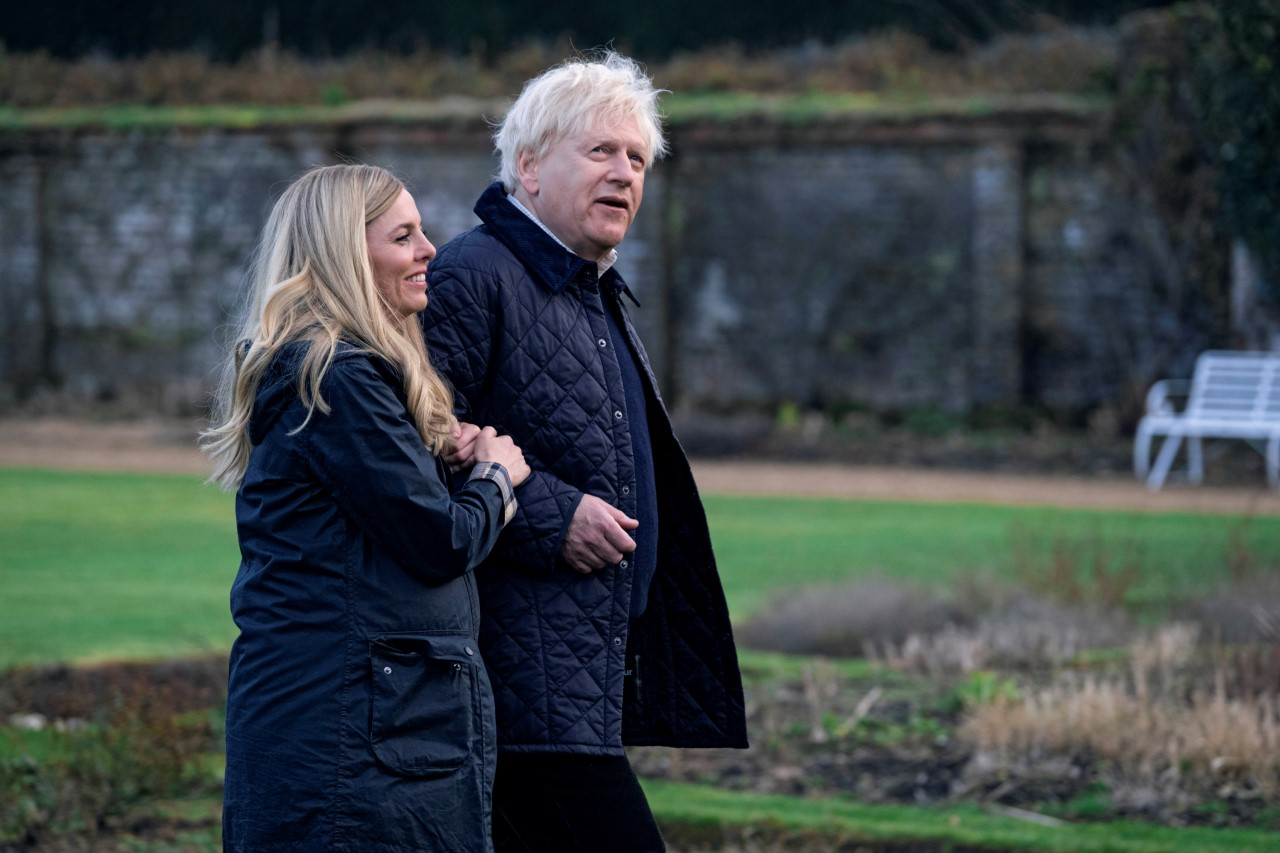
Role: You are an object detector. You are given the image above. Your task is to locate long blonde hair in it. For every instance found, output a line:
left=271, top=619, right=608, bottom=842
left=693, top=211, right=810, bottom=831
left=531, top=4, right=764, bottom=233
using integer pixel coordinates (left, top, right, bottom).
left=200, top=164, right=456, bottom=490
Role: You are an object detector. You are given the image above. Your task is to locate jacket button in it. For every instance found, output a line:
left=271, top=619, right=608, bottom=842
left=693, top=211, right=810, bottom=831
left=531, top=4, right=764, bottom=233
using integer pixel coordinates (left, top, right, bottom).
left=620, top=560, right=629, bottom=569
left=613, top=637, right=623, bottom=646
left=383, top=666, right=392, bottom=675
left=464, top=646, right=474, bottom=656
left=621, top=485, right=630, bottom=495
left=614, top=410, right=623, bottom=420
left=598, top=338, right=607, bottom=348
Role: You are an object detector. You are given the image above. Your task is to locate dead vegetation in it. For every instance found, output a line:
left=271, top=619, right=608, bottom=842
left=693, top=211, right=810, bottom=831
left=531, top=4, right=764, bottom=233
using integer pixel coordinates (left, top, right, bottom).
left=0, top=23, right=1119, bottom=109
left=6, top=521, right=1280, bottom=842
left=728, top=519, right=1280, bottom=827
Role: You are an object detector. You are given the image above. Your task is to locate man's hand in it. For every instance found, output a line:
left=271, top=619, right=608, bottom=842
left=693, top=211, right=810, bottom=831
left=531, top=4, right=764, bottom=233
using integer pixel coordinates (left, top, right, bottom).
left=472, top=426, right=531, bottom=487
left=445, top=422, right=482, bottom=472
left=561, top=493, right=638, bottom=574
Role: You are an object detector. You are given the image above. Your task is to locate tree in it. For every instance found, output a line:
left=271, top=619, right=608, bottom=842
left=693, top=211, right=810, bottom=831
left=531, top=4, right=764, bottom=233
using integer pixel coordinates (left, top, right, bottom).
left=1194, top=0, right=1280, bottom=298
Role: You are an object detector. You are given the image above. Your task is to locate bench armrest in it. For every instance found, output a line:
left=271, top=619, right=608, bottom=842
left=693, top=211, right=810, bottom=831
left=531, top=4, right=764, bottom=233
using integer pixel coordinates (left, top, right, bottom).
left=1146, top=379, right=1191, bottom=415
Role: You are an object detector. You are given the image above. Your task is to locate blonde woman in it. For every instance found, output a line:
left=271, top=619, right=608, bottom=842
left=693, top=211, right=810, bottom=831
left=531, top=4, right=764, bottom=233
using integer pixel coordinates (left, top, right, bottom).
left=202, top=164, right=528, bottom=851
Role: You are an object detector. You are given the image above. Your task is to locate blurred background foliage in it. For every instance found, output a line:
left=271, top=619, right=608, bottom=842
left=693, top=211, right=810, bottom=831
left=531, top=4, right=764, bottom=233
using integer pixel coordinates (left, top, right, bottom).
left=1190, top=1, right=1280, bottom=303
left=2, top=0, right=1180, bottom=61
left=0, top=1, right=1190, bottom=108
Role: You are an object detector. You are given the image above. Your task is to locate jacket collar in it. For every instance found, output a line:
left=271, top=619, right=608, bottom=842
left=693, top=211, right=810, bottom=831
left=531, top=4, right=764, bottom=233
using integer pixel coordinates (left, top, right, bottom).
left=473, top=182, right=594, bottom=296
left=472, top=182, right=639, bottom=306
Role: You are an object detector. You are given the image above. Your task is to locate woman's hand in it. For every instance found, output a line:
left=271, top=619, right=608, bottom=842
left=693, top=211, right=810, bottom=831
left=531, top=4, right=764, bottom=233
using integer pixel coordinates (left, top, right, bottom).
left=445, top=422, right=482, bottom=472
left=473, top=426, right=531, bottom=487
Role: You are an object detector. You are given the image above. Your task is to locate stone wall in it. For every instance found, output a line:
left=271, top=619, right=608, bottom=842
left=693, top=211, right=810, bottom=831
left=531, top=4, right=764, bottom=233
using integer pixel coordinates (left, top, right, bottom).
left=0, top=107, right=1223, bottom=423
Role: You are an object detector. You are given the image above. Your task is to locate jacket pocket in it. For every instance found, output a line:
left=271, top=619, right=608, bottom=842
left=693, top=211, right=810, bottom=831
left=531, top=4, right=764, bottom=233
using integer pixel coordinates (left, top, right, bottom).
left=369, top=634, right=476, bottom=777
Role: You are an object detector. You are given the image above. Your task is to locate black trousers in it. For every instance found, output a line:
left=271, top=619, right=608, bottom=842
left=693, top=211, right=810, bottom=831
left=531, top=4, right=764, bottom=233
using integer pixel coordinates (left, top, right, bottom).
left=492, top=752, right=666, bottom=852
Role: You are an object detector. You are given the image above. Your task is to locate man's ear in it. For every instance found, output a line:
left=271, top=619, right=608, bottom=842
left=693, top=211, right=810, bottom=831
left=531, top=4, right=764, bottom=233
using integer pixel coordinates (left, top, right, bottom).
left=516, top=149, right=540, bottom=196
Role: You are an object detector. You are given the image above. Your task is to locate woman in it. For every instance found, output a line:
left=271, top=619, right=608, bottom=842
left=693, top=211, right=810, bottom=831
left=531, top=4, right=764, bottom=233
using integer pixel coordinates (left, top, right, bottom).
left=201, top=164, right=528, bottom=851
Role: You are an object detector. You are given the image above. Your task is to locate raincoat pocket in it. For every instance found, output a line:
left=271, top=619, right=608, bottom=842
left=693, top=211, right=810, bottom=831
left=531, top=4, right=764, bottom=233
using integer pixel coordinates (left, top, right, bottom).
left=369, top=634, right=477, bottom=777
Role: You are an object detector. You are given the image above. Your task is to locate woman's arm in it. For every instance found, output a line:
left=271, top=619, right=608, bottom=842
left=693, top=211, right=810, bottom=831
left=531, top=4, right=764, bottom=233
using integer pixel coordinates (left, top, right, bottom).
left=423, top=266, right=585, bottom=575
left=305, top=354, right=511, bottom=585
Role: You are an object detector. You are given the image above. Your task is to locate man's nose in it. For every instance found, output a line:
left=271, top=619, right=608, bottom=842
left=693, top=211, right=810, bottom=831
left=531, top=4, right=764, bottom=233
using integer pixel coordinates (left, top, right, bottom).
left=606, top=152, right=634, bottom=182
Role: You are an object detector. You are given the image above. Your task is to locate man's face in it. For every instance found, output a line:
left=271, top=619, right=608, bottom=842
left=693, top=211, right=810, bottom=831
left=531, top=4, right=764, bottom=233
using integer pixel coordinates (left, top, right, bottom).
left=517, top=116, right=648, bottom=261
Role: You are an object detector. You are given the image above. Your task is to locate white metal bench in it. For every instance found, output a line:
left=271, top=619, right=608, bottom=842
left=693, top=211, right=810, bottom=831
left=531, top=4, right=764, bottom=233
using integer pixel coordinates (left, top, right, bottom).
left=1134, top=350, right=1280, bottom=490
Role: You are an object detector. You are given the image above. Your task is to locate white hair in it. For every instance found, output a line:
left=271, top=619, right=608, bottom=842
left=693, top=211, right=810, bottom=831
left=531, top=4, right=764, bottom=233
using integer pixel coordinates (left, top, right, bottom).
left=494, top=50, right=669, bottom=193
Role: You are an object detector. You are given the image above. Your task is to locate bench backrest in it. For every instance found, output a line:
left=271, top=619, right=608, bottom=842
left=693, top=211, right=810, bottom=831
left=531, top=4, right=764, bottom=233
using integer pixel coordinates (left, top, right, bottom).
left=1187, top=350, right=1280, bottom=422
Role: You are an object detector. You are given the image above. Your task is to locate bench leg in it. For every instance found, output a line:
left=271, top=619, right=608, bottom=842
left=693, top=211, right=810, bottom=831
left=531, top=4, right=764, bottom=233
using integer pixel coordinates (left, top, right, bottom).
left=1148, top=432, right=1183, bottom=491
left=1134, top=425, right=1154, bottom=480
left=1188, top=436, right=1204, bottom=485
left=1269, top=435, right=1280, bottom=490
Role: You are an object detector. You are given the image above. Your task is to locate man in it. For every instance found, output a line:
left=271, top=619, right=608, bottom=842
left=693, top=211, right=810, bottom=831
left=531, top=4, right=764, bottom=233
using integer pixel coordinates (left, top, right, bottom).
left=423, top=51, right=747, bottom=851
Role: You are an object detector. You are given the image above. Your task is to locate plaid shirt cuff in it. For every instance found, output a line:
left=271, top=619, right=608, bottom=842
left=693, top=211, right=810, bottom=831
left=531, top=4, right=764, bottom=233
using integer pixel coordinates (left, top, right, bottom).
left=468, top=461, right=517, bottom=526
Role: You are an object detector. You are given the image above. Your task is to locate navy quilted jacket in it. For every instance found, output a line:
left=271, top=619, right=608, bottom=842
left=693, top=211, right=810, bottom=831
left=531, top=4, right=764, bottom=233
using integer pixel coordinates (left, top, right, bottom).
left=422, top=183, right=748, bottom=754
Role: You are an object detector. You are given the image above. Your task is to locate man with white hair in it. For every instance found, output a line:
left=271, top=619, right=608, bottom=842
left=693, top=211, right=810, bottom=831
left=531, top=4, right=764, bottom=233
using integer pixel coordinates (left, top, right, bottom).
left=423, top=51, right=747, bottom=850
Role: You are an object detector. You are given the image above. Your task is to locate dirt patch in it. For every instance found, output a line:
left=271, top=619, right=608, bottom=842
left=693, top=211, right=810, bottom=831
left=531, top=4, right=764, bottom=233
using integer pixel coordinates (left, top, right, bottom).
left=2, top=416, right=1279, bottom=515
left=0, top=655, right=227, bottom=722
left=0, top=418, right=211, bottom=477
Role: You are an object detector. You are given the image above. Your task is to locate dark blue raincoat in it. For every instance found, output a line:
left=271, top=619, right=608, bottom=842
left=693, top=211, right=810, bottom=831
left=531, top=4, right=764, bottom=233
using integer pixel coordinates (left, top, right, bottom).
left=222, top=342, right=507, bottom=852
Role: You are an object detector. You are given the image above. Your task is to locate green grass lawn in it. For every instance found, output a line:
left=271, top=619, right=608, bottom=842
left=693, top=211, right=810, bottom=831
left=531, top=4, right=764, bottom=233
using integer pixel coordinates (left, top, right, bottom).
left=0, top=468, right=240, bottom=667
left=643, top=781, right=1280, bottom=853
left=706, top=493, right=1280, bottom=615
left=5, top=465, right=1280, bottom=850
left=3, top=467, right=1280, bottom=667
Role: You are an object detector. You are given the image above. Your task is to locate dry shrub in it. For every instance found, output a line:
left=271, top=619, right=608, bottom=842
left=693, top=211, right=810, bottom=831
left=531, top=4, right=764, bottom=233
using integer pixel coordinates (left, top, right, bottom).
left=811, top=31, right=955, bottom=95
left=968, top=26, right=1117, bottom=94
left=738, top=574, right=1133, bottom=671
left=1182, top=570, right=1280, bottom=645
left=736, top=577, right=973, bottom=657
left=657, top=44, right=795, bottom=95
left=0, top=50, right=74, bottom=107
left=1, top=25, right=1123, bottom=109
left=1009, top=521, right=1143, bottom=608
left=877, top=597, right=1133, bottom=675
left=962, top=625, right=1280, bottom=805
left=0, top=655, right=226, bottom=842
left=0, top=685, right=221, bottom=844
left=742, top=563, right=1131, bottom=671
left=0, top=46, right=506, bottom=107
left=1209, top=643, right=1280, bottom=703
left=0, top=655, right=227, bottom=721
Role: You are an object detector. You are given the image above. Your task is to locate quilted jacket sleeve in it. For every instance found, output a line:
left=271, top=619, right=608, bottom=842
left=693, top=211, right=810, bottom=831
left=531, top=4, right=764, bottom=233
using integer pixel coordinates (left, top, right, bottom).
left=304, top=354, right=508, bottom=585
left=423, top=262, right=584, bottom=575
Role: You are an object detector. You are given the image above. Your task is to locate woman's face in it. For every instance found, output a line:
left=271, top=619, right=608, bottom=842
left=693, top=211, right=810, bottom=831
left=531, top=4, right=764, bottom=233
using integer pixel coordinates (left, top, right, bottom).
left=366, top=189, right=436, bottom=318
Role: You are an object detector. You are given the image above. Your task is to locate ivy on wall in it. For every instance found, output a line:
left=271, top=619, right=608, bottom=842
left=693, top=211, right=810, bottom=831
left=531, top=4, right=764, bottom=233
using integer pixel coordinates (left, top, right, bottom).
left=1193, top=0, right=1280, bottom=299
